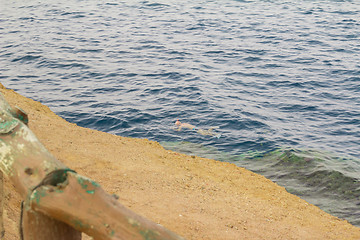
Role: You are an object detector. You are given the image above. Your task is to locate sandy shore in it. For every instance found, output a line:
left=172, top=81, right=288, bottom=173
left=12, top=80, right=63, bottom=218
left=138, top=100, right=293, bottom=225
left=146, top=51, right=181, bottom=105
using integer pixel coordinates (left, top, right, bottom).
left=1, top=83, right=359, bottom=240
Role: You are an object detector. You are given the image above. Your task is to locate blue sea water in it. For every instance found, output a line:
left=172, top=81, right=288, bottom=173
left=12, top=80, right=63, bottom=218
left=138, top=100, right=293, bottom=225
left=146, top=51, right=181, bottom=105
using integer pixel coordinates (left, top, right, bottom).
left=1, top=0, right=359, bottom=226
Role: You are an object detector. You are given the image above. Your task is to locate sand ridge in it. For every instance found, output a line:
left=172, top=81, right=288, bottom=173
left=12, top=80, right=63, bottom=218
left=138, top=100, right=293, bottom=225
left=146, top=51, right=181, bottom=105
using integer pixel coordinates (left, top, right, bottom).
left=1, top=83, right=359, bottom=239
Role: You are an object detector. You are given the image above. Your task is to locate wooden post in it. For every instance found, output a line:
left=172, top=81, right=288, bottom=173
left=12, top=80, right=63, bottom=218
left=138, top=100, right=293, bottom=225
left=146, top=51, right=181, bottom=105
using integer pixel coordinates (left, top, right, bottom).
left=21, top=208, right=81, bottom=240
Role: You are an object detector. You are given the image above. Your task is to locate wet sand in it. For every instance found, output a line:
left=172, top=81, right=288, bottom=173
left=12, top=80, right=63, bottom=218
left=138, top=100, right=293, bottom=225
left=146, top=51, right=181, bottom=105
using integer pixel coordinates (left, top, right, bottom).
left=1, top=83, right=360, bottom=239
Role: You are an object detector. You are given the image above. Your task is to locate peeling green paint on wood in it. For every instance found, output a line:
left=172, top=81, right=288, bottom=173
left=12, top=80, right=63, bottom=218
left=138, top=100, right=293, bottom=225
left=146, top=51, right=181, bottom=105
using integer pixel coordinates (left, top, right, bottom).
left=139, top=229, right=160, bottom=240
left=0, top=119, right=19, bottom=133
left=77, top=177, right=88, bottom=190
left=91, top=180, right=100, bottom=187
left=76, top=175, right=100, bottom=190
left=31, top=189, right=47, bottom=205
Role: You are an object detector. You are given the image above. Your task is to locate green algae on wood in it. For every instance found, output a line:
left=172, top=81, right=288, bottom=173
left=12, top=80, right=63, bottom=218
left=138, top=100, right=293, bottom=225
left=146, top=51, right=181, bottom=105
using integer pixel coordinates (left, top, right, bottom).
left=77, top=175, right=99, bottom=190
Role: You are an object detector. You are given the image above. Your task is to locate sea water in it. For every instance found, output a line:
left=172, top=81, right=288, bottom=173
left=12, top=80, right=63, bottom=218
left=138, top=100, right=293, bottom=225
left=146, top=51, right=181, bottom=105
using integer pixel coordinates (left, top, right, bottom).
left=1, top=0, right=359, bottom=226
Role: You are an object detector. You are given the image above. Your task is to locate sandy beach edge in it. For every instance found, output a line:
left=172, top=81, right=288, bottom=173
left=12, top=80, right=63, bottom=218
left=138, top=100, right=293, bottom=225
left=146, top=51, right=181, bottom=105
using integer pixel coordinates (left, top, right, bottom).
left=1, top=83, right=359, bottom=240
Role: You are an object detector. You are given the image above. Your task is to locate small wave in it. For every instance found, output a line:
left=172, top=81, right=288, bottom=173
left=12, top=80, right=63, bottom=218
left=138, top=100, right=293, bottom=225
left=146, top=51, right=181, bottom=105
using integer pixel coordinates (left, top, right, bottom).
left=76, top=48, right=104, bottom=53
left=105, top=2, right=118, bottom=6
left=37, top=60, right=90, bottom=69
left=19, top=17, right=35, bottom=21
left=226, top=71, right=274, bottom=79
left=287, top=57, right=318, bottom=64
left=92, top=87, right=121, bottom=93
left=243, top=56, right=262, bottom=62
left=278, top=104, right=318, bottom=113
left=60, top=11, right=86, bottom=18
left=142, top=2, right=169, bottom=7
left=11, top=55, right=41, bottom=62
left=233, top=0, right=254, bottom=3
left=16, top=75, right=38, bottom=79
left=331, top=10, right=358, bottom=15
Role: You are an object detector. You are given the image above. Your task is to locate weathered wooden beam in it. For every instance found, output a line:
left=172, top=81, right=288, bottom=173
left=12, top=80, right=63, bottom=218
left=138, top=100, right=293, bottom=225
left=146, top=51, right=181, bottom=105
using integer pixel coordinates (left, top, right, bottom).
left=0, top=93, right=184, bottom=240
left=0, top=94, right=65, bottom=198
left=29, top=171, right=183, bottom=240
left=0, top=93, right=81, bottom=239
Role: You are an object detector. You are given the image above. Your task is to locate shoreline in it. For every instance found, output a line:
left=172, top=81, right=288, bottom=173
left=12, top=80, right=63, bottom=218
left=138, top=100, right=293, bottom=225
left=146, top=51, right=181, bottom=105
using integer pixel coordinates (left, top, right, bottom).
left=1, top=83, right=360, bottom=239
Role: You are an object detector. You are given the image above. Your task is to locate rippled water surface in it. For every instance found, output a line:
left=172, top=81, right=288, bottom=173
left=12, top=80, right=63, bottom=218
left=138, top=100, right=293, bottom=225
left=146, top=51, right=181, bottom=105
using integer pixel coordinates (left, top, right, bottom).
left=1, top=0, right=360, bottom=226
